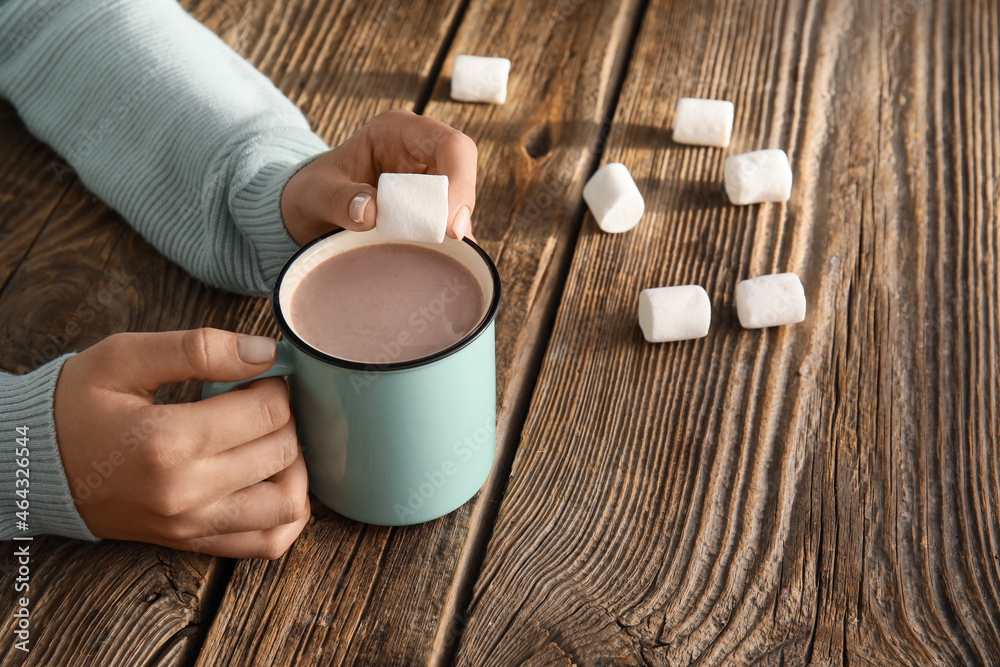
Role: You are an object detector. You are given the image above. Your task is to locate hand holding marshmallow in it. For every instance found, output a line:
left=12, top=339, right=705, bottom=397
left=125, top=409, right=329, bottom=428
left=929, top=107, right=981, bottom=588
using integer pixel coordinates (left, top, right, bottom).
left=280, top=109, right=478, bottom=245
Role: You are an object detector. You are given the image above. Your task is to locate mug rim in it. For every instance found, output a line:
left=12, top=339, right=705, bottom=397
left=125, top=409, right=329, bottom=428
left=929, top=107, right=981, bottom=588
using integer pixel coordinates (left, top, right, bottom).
left=271, top=228, right=502, bottom=372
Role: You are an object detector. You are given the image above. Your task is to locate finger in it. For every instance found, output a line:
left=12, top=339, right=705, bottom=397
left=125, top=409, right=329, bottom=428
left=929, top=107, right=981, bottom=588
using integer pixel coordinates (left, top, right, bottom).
left=101, top=378, right=291, bottom=511
left=166, top=495, right=311, bottom=559
left=168, top=377, right=292, bottom=461
left=431, top=132, right=477, bottom=241
left=100, top=328, right=277, bottom=395
left=200, top=417, right=299, bottom=493
left=195, top=449, right=308, bottom=535
left=315, top=171, right=378, bottom=232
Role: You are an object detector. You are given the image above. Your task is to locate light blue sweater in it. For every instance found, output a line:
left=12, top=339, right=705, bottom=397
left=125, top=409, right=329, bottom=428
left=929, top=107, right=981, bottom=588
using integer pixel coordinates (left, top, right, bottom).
left=0, top=0, right=330, bottom=540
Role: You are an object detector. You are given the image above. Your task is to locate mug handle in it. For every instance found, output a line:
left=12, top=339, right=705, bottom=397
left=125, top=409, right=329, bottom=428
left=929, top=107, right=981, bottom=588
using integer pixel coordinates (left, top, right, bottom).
left=201, top=339, right=297, bottom=399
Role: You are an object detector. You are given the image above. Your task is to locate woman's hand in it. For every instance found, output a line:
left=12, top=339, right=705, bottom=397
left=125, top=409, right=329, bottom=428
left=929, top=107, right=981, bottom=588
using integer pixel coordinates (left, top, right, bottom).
left=54, top=328, right=310, bottom=559
left=280, top=109, right=478, bottom=245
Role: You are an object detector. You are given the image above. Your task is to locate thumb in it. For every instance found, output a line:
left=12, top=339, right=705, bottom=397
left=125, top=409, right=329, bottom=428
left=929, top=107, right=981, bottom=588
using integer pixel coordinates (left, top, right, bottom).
left=107, top=328, right=277, bottom=394
left=322, top=177, right=377, bottom=232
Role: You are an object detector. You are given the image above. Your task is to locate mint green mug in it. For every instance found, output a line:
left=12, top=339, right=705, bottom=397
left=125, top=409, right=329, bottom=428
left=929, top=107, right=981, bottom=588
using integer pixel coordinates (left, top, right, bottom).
left=202, top=229, right=501, bottom=525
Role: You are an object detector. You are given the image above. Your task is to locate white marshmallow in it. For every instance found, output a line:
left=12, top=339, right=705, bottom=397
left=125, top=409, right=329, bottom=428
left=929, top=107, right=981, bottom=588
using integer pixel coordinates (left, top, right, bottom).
left=638, top=285, right=711, bottom=343
left=375, top=173, right=449, bottom=243
left=724, top=149, right=793, bottom=205
left=451, top=55, right=510, bottom=104
left=672, top=98, right=734, bottom=147
left=583, top=163, right=645, bottom=233
left=736, top=273, right=806, bottom=328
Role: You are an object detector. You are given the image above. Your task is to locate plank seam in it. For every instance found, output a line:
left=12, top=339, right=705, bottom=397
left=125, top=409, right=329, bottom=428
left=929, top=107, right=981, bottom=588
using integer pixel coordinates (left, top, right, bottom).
left=414, top=0, right=473, bottom=114
left=0, top=176, right=77, bottom=304
left=175, top=558, right=238, bottom=667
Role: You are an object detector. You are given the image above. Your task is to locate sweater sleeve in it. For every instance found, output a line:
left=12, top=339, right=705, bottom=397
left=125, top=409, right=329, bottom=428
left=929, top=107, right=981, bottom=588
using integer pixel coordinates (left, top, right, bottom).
left=0, top=355, right=98, bottom=541
left=0, top=0, right=330, bottom=295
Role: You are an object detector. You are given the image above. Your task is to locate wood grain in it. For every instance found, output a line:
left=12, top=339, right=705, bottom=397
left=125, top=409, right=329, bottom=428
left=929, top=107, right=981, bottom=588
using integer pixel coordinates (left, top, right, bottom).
left=0, top=101, right=76, bottom=304
left=0, top=538, right=228, bottom=666
left=197, top=0, right=648, bottom=664
left=3, top=0, right=998, bottom=664
left=453, top=0, right=1000, bottom=665
left=0, top=0, right=464, bottom=664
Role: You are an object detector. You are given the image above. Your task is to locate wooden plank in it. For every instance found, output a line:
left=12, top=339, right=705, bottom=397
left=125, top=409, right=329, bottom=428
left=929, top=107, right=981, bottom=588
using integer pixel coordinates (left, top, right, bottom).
left=196, top=0, right=647, bottom=664
left=0, top=0, right=463, bottom=664
left=454, top=0, right=1000, bottom=664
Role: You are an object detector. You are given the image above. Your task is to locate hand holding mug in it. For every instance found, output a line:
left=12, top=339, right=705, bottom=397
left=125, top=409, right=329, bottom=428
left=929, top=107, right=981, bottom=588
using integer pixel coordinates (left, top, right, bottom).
left=202, top=230, right=501, bottom=525
left=54, top=328, right=310, bottom=559
left=280, top=109, right=478, bottom=245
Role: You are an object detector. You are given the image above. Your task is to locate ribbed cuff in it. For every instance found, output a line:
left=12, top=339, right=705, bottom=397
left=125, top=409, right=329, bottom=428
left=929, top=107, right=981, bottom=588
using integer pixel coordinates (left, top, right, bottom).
left=0, top=353, right=98, bottom=541
left=231, top=142, right=329, bottom=288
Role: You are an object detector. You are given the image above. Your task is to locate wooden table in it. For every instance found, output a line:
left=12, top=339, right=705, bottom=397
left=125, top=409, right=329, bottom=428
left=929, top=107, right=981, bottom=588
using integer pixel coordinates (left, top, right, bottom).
left=2, top=0, right=998, bottom=664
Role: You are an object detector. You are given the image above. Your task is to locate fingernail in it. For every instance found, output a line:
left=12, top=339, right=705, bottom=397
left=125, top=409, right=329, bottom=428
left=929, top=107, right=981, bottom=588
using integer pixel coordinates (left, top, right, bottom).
left=453, top=205, right=471, bottom=240
left=349, top=193, right=371, bottom=224
left=238, top=335, right=276, bottom=364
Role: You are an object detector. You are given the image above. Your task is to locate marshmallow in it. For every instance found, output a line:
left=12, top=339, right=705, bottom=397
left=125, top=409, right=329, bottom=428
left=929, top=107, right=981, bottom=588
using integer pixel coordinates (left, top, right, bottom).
left=638, top=285, right=711, bottom=342
left=672, top=98, right=734, bottom=147
left=735, top=273, right=806, bottom=328
left=375, top=173, right=449, bottom=243
left=724, top=149, right=793, bottom=205
left=583, top=163, right=645, bottom=233
left=451, top=55, right=510, bottom=104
